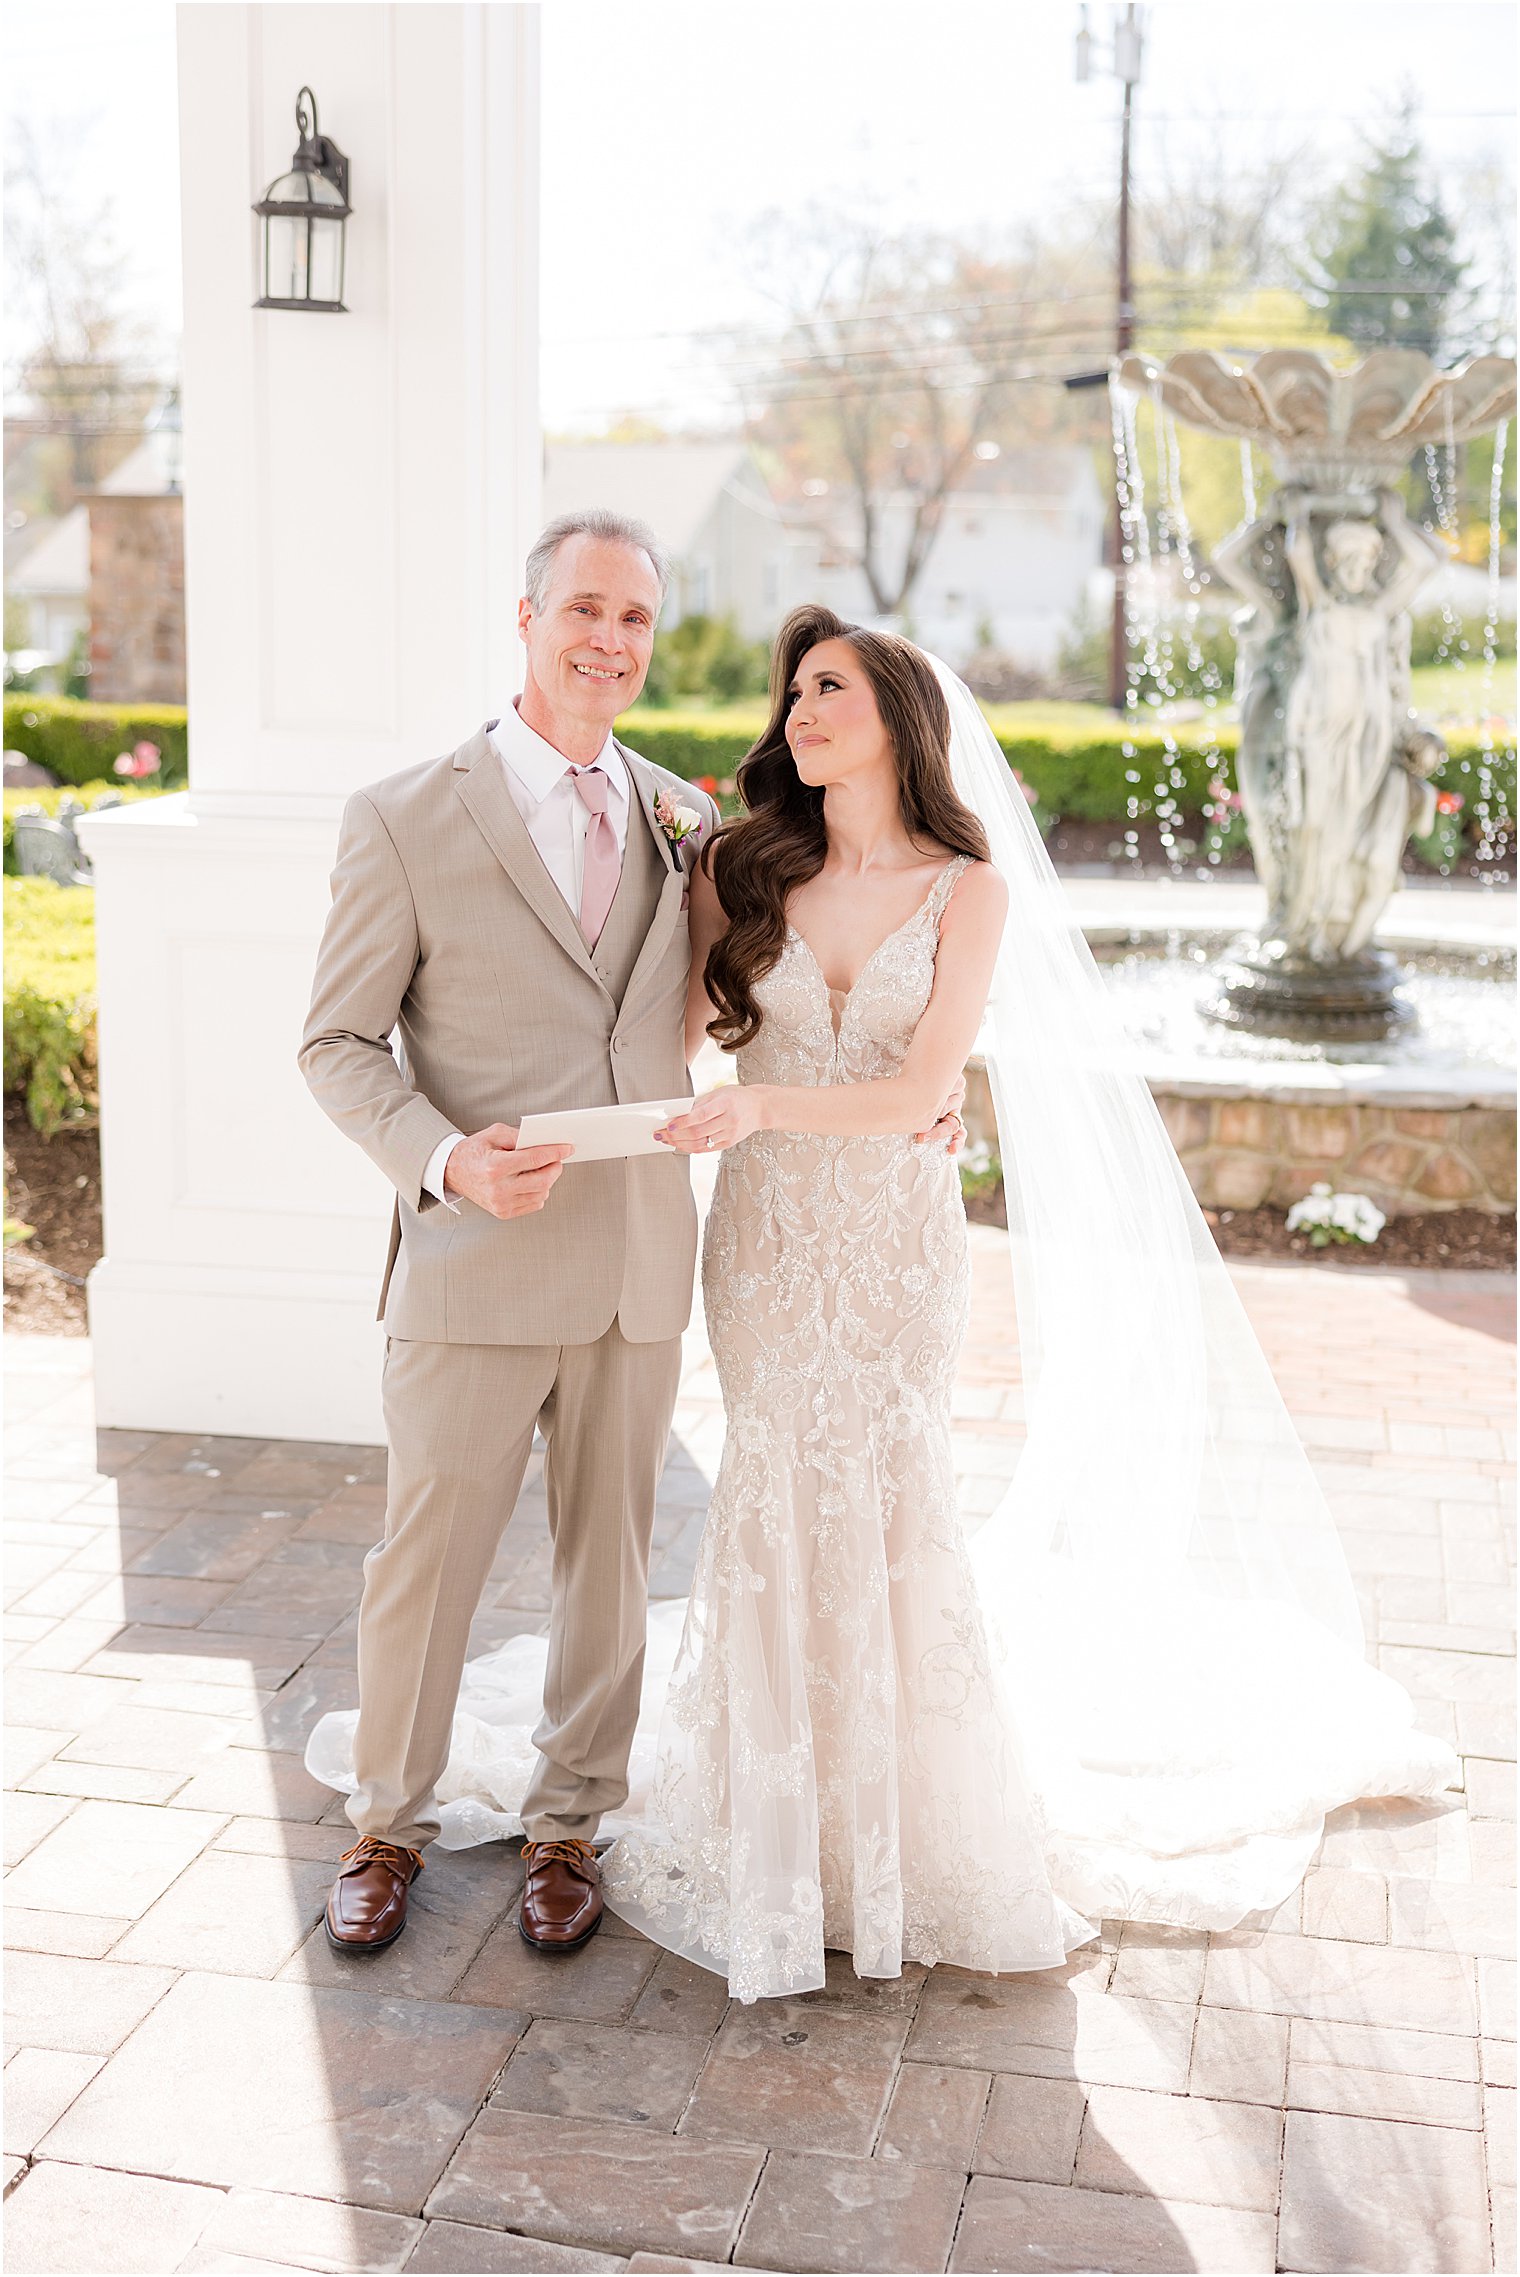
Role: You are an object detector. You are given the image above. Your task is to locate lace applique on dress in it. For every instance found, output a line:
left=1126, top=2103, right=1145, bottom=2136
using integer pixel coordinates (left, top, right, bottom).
left=600, top=857, right=1093, bottom=1998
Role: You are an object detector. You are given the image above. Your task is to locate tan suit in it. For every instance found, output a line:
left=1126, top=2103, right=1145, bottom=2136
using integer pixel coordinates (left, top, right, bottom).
left=300, top=724, right=719, bottom=1845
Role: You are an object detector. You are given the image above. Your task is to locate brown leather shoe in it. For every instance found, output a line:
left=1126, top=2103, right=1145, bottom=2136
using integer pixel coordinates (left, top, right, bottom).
left=519, top=1838, right=603, bottom=1952
left=324, top=1836, right=424, bottom=1953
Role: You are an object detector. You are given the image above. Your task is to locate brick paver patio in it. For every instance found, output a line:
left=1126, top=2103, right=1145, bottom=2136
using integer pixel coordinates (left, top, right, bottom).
left=3, top=1231, right=1514, bottom=2274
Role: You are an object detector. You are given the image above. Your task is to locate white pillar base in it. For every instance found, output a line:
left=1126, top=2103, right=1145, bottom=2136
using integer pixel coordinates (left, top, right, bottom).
left=88, top=1257, right=385, bottom=1444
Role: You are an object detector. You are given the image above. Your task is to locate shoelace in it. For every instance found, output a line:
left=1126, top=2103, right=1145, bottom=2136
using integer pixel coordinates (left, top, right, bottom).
left=523, top=1837, right=597, bottom=1874
left=338, top=1836, right=424, bottom=1876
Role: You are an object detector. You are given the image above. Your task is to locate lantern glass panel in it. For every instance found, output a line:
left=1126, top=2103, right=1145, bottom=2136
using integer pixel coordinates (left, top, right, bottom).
left=307, top=216, right=344, bottom=306
left=265, top=212, right=310, bottom=304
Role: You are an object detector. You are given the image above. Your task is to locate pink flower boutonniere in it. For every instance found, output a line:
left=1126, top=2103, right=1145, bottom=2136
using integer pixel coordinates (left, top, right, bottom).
left=653, top=787, right=705, bottom=865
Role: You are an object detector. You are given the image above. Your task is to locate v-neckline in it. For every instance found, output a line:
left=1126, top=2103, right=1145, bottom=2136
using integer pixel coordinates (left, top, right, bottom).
left=786, top=858, right=962, bottom=1031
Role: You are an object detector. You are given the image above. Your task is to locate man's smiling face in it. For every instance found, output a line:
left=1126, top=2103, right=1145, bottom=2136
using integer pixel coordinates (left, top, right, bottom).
left=518, top=532, right=661, bottom=735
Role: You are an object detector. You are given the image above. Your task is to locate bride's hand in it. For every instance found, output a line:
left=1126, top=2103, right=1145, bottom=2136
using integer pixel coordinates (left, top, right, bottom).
left=654, top=1087, right=763, bottom=1153
left=917, top=1070, right=968, bottom=1151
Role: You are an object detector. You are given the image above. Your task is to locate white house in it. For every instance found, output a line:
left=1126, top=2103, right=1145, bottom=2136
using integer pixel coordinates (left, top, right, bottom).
left=542, top=440, right=809, bottom=639
left=792, top=445, right=1107, bottom=669
left=5, top=512, right=89, bottom=676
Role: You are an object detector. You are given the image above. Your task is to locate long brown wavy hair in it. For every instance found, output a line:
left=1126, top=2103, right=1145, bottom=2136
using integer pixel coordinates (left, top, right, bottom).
left=701, top=605, right=991, bottom=1051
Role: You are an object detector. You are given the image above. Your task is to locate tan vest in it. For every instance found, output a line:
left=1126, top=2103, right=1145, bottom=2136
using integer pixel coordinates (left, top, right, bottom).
left=299, top=726, right=718, bottom=1347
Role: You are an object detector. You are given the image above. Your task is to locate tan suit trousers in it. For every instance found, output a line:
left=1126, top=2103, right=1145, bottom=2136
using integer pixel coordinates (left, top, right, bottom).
left=349, top=1328, right=683, bottom=1849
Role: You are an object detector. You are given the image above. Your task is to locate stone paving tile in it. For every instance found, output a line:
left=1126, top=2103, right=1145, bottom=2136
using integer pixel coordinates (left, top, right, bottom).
left=226, top=1664, right=359, bottom=1752
left=427, top=2109, right=764, bottom=2261
left=1, top=2159, right=224, bottom=2275
left=200, top=1564, right=362, bottom=1638
left=114, top=1850, right=332, bottom=1976
left=4, top=1951, right=177, bottom=2053
left=1108, top=1921, right=1209, bottom=2000
left=1, top=2046, right=104, bottom=2155
left=2, top=1797, right=224, bottom=1920
left=1074, top=2083, right=1284, bottom=2212
left=1186, top=2004, right=1289, bottom=2107
left=20, top=1756, right=188, bottom=1804
left=81, top=1626, right=315, bottom=1689
left=906, top=1970, right=1195, bottom=2091
left=491, top=2019, right=708, bottom=2129
left=679, top=2001, right=900, bottom=2157
left=1279, top=2104, right=1492, bottom=2273
left=4, top=1906, right=130, bottom=1958
left=1, top=1787, right=75, bottom=1864
left=969, top=2071, right=1084, bottom=2185
left=1389, top=1875, right=1517, bottom=1959
left=212, top=1815, right=354, bottom=1862
left=406, top=2225, right=627, bottom=2272
left=626, top=1951, right=730, bottom=2039
left=169, top=1745, right=336, bottom=1821
left=1300, top=1865, right=1389, bottom=1943
left=1204, top=1929, right=1479, bottom=2035
left=455, top=1915, right=659, bottom=2022
left=1287, top=2054, right=1483, bottom=2128
left=948, top=2174, right=1276, bottom=2273
left=75, top=1573, right=238, bottom=1628
left=60, top=1702, right=242, bottom=1774
left=41, top=1972, right=525, bottom=2211
left=735, top=2148, right=964, bottom=2273
left=126, top=1507, right=308, bottom=1582
left=1287, top=2014, right=1481, bottom=2082
left=874, top=2061, right=988, bottom=2170
left=194, top=2185, right=423, bottom=2273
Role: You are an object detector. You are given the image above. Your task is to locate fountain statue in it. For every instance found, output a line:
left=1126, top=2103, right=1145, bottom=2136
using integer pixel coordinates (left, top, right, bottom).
left=1117, top=348, right=1517, bottom=1039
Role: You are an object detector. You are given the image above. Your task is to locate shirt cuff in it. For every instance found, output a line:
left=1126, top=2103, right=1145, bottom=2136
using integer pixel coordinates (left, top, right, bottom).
left=422, top=1130, right=465, bottom=1212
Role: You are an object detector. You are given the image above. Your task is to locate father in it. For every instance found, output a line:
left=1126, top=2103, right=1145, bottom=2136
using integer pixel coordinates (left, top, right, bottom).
left=299, top=510, right=718, bottom=1956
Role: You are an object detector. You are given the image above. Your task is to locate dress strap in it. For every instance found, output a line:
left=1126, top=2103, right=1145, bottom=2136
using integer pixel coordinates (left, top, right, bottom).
left=926, top=854, right=974, bottom=926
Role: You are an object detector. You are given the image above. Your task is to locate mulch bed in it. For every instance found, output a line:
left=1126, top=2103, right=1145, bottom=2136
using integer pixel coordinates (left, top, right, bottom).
left=4, top=1103, right=100, bottom=1337
left=967, top=1180, right=1516, bottom=1268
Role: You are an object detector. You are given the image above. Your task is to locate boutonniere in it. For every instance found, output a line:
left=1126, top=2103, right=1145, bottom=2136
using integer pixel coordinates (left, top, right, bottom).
left=653, top=787, right=705, bottom=863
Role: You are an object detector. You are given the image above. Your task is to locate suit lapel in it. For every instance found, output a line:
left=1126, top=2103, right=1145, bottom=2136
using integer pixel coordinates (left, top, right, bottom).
left=453, top=726, right=600, bottom=983
left=618, top=747, right=686, bottom=1007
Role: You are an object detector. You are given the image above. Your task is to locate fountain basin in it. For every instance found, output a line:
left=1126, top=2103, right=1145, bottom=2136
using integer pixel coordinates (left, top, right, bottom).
left=965, top=884, right=1516, bottom=1218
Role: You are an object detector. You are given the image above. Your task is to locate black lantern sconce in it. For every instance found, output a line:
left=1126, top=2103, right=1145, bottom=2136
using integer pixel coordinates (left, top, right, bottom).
left=254, top=87, right=351, bottom=312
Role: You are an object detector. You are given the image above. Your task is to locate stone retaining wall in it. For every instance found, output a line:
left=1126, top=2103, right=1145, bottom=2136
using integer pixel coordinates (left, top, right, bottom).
left=1154, top=1093, right=1516, bottom=1216
left=961, top=1062, right=1516, bottom=1216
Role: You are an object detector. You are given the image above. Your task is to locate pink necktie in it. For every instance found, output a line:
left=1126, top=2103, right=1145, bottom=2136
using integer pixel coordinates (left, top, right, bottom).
left=569, top=764, right=621, bottom=947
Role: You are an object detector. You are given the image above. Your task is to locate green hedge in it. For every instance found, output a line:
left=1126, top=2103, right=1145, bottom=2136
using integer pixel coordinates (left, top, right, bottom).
left=618, top=706, right=1516, bottom=841
left=3, top=878, right=97, bottom=1134
left=3, top=696, right=188, bottom=790
left=4, top=782, right=170, bottom=872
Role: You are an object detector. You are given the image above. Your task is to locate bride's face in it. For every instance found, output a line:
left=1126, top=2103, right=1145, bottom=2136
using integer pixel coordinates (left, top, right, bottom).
left=784, top=639, right=892, bottom=790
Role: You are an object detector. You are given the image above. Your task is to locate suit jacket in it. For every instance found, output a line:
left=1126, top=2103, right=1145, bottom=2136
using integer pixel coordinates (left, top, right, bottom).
left=299, top=723, right=721, bottom=1345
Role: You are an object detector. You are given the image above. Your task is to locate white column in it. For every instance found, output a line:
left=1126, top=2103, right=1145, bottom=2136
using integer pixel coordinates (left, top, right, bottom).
left=81, top=2, right=540, bottom=1443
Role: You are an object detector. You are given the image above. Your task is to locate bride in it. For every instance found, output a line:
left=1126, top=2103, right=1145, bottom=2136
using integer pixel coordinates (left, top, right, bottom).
left=309, top=605, right=1456, bottom=2002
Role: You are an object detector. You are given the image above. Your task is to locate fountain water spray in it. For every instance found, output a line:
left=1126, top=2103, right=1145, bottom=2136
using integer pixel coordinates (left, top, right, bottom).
left=1114, top=348, right=1516, bottom=1041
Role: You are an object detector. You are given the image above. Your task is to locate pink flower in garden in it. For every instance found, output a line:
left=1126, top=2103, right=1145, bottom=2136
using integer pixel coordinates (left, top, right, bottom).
left=112, top=743, right=162, bottom=780
left=1436, top=790, right=1464, bottom=816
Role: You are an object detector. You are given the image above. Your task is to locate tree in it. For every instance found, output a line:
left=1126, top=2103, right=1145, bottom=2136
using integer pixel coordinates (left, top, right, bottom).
left=3, top=113, right=167, bottom=514
left=1303, top=97, right=1467, bottom=358
left=734, top=211, right=1108, bottom=619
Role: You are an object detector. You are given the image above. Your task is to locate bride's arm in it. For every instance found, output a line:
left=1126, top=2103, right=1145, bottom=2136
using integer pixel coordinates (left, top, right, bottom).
left=658, top=862, right=1007, bottom=1148
left=683, top=853, right=728, bottom=1065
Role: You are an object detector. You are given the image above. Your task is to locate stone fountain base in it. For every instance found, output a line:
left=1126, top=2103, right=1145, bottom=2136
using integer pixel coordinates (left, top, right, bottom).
left=1201, top=939, right=1418, bottom=1045
left=1154, top=1086, right=1515, bottom=1217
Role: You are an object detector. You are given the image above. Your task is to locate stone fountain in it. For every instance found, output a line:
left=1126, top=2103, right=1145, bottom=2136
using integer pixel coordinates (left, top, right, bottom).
left=1117, top=347, right=1517, bottom=1041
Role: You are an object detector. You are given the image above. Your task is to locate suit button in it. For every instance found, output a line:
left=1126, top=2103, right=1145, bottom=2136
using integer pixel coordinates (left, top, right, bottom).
left=611, top=1037, right=624, bottom=1054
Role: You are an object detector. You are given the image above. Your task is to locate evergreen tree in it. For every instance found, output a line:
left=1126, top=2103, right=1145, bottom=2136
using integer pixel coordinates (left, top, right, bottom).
left=1307, top=99, right=1467, bottom=357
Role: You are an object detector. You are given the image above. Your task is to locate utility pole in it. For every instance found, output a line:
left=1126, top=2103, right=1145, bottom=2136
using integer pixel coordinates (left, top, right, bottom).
left=1076, top=4, right=1145, bottom=710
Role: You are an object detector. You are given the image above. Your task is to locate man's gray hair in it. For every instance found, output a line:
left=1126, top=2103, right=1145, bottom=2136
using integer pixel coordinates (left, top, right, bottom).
left=524, top=509, right=671, bottom=613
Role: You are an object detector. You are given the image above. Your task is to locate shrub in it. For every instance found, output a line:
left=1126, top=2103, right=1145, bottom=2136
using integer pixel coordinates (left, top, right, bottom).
left=2, top=695, right=188, bottom=790
left=3, top=878, right=97, bottom=1134
left=617, top=704, right=1514, bottom=850
left=640, top=614, right=771, bottom=707
left=4, top=782, right=170, bottom=873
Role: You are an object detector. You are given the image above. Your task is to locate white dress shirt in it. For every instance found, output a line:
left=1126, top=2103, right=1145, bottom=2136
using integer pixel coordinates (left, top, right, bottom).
left=422, top=702, right=633, bottom=1206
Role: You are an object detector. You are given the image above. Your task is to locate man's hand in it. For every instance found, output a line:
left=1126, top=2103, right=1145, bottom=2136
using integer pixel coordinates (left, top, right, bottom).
left=916, top=1070, right=968, bottom=1153
left=442, top=1124, right=574, bottom=1219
